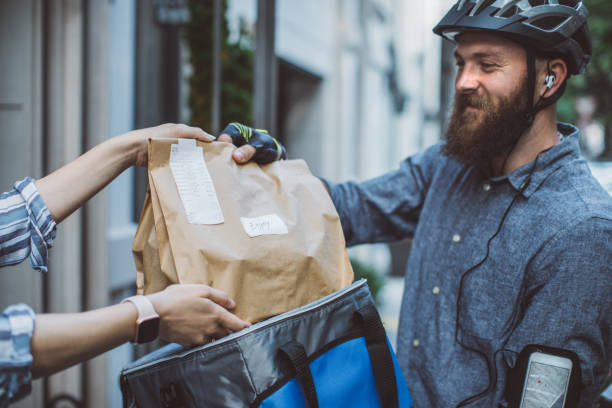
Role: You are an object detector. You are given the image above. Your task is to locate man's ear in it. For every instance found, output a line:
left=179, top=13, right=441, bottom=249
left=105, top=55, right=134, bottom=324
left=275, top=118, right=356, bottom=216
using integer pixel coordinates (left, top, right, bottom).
left=539, top=57, right=568, bottom=98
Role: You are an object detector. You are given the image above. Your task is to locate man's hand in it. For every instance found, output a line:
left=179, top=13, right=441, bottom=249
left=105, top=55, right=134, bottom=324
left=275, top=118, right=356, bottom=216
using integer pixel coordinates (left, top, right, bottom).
left=147, top=284, right=251, bottom=347
left=217, top=122, right=287, bottom=164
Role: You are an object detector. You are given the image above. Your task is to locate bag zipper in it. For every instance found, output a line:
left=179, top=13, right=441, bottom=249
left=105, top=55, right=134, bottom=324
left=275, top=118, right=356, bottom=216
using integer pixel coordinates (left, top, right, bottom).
left=122, top=279, right=367, bottom=375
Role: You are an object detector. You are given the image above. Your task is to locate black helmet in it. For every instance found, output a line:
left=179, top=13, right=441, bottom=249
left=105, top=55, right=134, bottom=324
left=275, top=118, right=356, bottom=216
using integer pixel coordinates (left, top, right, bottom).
left=433, top=0, right=592, bottom=75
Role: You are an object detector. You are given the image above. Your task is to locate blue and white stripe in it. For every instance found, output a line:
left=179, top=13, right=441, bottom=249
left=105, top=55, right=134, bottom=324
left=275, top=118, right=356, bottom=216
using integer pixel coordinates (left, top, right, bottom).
left=0, top=177, right=56, bottom=273
left=0, top=177, right=55, bottom=406
left=0, top=304, right=35, bottom=407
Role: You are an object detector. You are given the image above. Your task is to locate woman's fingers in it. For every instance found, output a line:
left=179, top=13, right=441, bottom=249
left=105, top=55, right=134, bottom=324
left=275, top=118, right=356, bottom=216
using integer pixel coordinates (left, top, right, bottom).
left=172, top=123, right=214, bottom=142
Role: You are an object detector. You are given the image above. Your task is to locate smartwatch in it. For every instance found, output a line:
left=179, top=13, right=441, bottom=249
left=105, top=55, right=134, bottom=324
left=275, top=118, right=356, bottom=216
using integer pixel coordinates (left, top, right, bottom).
left=122, top=295, right=160, bottom=344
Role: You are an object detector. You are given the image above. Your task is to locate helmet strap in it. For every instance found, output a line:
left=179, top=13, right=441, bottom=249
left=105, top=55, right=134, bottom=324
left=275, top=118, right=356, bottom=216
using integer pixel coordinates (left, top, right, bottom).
left=500, top=47, right=564, bottom=175
left=525, top=47, right=537, bottom=126
left=524, top=46, right=567, bottom=127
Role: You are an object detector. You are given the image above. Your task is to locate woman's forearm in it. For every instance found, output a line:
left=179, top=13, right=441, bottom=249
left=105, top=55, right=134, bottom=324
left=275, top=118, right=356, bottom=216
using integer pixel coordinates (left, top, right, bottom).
left=30, top=303, right=136, bottom=378
left=34, top=124, right=212, bottom=224
left=34, top=135, right=137, bottom=223
left=29, top=283, right=250, bottom=378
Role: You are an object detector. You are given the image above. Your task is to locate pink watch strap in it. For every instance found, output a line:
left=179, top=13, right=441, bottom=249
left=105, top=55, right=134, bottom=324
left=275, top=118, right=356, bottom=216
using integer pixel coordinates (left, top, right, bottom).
left=122, top=295, right=159, bottom=323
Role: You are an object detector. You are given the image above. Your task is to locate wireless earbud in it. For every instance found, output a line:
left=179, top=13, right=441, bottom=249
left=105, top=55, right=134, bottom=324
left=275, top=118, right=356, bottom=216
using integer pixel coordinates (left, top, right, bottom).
left=545, top=74, right=556, bottom=89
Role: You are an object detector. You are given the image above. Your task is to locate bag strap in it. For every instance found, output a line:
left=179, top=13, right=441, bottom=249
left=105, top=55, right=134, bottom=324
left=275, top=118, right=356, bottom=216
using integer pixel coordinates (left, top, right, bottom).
left=278, top=341, right=319, bottom=408
left=355, top=303, right=399, bottom=408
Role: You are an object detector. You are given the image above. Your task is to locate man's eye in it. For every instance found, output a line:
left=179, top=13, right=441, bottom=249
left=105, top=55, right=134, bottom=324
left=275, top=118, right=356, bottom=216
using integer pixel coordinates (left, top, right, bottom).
left=455, top=61, right=465, bottom=69
left=481, top=62, right=497, bottom=70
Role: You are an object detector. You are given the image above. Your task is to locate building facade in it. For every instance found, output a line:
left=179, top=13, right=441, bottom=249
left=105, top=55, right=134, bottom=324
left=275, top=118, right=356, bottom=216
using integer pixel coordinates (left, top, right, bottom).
left=0, top=0, right=452, bottom=406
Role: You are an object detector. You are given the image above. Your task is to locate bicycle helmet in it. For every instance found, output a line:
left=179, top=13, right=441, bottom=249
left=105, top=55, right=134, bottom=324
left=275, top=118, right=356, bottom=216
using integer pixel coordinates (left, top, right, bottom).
left=434, top=0, right=591, bottom=75
left=434, top=0, right=592, bottom=124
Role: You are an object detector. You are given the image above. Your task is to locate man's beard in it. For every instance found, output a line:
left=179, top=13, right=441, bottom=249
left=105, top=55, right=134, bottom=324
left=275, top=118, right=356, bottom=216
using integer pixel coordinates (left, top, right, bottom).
left=442, top=80, right=530, bottom=173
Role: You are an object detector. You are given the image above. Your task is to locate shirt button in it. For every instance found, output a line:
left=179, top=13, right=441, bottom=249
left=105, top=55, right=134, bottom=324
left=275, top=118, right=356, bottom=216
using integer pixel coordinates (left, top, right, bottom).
left=413, top=339, right=420, bottom=348
left=432, top=286, right=440, bottom=295
left=452, top=234, right=461, bottom=243
left=483, top=183, right=491, bottom=192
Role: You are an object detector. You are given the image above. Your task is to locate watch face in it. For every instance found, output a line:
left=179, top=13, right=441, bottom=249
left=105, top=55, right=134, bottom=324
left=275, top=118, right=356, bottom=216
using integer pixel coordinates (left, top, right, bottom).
left=136, top=317, right=160, bottom=344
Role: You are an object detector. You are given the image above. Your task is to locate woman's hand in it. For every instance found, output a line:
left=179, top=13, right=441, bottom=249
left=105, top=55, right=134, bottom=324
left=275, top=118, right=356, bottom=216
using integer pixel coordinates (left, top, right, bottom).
left=31, top=284, right=250, bottom=378
left=124, top=123, right=213, bottom=167
left=148, top=284, right=251, bottom=347
left=36, top=123, right=213, bottom=223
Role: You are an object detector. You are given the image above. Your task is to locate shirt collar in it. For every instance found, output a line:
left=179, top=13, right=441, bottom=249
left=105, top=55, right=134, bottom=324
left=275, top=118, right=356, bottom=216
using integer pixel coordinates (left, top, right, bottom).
left=490, top=122, right=581, bottom=198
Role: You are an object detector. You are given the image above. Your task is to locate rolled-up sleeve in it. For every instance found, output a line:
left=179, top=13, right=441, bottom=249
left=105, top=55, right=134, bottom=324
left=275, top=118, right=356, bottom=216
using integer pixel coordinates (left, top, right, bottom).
left=0, top=177, right=56, bottom=273
left=325, top=143, right=443, bottom=246
left=0, top=304, right=35, bottom=407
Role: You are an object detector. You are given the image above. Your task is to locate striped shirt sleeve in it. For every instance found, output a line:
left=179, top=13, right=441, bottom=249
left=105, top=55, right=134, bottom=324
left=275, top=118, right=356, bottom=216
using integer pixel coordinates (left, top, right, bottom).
left=0, top=304, right=35, bottom=406
left=0, top=177, right=56, bottom=273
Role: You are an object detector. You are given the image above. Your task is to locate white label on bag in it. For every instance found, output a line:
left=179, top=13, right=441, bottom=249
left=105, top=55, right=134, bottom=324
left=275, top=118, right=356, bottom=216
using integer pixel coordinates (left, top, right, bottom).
left=240, top=214, right=288, bottom=237
left=169, top=143, right=224, bottom=225
left=178, top=138, right=197, bottom=148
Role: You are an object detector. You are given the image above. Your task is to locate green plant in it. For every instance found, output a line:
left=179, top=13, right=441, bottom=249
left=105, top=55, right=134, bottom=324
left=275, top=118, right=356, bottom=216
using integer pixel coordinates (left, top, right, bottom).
left=185, top=0, right=254, bottom=131
left=351, top=258, right=385, bottom=305
left=558, top=0, right=612, bottom=157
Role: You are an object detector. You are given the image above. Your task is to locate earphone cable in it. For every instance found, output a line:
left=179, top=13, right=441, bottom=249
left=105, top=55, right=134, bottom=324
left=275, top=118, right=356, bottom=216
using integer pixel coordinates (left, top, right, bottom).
left=454, top=152, right=544, bottom=407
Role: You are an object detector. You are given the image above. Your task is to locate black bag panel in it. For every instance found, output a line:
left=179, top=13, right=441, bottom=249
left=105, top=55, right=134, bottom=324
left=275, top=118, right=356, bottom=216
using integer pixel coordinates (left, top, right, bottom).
left=120, top=280, right=374, bottom=407
left=124, top=342, right=256, bottom=407
left=237, top=281, right=373, bottom=396
left=249, top=331, right=364, bottom=407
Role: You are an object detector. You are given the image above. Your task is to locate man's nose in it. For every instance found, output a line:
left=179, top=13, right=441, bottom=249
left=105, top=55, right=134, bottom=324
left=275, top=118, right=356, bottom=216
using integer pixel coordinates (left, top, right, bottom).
left=455, top=67, right=479, bottom=93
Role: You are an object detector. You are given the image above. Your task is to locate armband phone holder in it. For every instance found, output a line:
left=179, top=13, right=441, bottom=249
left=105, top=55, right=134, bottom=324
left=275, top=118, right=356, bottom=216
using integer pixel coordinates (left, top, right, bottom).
left=505, top=344, right=581, bottom=408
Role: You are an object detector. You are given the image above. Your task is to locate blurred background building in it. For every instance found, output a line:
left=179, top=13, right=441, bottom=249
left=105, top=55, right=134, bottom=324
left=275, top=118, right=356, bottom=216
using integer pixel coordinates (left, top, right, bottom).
left=0, top=0, right=610, bottom=407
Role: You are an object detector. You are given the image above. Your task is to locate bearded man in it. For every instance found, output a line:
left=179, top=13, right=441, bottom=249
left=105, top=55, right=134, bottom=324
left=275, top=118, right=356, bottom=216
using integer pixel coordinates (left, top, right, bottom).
left=223, top=0, right=611, bottom=406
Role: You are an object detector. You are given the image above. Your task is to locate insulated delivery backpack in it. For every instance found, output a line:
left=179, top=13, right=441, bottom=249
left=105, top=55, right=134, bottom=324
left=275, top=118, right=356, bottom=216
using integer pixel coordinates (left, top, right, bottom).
left=120, top=280, right=414, bottom=407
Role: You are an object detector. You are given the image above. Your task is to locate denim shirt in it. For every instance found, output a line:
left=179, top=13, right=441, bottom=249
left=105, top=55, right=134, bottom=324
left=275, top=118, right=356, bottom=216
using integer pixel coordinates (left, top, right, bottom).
left=328, top=123, right=612, bottom=407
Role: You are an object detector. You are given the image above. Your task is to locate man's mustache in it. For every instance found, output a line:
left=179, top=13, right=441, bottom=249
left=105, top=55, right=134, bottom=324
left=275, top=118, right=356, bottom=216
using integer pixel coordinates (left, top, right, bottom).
left=455, top=93, right=489, bottom=111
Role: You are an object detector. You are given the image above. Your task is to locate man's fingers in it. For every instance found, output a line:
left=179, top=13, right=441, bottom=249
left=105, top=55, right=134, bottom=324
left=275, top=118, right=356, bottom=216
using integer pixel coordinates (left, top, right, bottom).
left=217, top=133, right=232, bottom=143
left=233, top=145, right=256, bottom=163
left=218, top=132, right=257, bottom=163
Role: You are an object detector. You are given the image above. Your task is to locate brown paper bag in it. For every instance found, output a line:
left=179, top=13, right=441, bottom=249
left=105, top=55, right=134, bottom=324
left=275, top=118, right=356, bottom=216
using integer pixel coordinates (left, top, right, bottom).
left=133, top=139, right=353, bottom=322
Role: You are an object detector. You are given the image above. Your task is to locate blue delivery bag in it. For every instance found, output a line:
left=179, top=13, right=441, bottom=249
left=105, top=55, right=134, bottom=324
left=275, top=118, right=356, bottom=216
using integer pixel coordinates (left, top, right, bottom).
left=120, top=280, right=414, bottom=408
